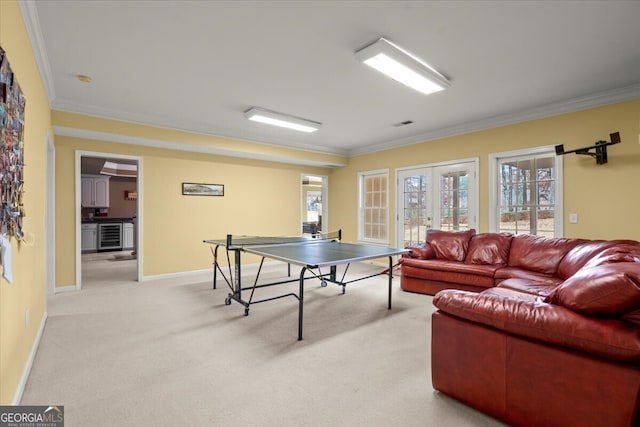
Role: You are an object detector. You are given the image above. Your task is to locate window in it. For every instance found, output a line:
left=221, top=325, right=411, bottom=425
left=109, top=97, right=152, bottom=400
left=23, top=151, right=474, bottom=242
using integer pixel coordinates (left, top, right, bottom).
left=358, top=170, right=388, bottom=243
left=490, top=148, right=563, bottom=237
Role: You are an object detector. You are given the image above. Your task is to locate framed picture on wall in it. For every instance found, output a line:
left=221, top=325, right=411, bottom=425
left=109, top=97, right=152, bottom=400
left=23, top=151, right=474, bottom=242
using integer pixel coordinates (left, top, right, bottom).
left=182, top=182, right=224, bottom=196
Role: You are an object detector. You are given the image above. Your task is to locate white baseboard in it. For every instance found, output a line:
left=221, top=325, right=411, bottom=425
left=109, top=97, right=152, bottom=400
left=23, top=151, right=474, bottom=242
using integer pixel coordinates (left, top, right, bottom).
left=140, top=267, right=211, bottom=282
left=13, top=311, right=48, bottom=405
left=54, top=285, right=78, bottom=294
left=139, top=261, right=286, bottom=282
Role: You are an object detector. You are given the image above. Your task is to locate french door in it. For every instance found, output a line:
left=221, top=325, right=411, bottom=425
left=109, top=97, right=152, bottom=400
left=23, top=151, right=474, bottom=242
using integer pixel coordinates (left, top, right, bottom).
left=397, top=160, right=478, bottom=248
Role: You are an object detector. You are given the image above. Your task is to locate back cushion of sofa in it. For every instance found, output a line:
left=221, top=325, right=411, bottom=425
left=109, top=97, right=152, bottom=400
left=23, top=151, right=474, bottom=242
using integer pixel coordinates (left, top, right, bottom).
left=584, top=243, right=640, bottom=269
left=427, top=229, right=476, bottom=262
left=556, top=240, right=611, bottom=279
left=546, top=262, right=640, bottom=316
left=465, top=233, right=513, bottom=265
left=508, top=234, right=581, bottom=275
left=622, top=309, right=640, bottom=326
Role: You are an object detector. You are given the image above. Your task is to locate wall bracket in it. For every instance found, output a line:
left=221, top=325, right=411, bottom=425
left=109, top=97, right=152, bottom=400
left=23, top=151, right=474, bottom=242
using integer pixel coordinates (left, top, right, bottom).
left=555, top=132, right=621, bottom=165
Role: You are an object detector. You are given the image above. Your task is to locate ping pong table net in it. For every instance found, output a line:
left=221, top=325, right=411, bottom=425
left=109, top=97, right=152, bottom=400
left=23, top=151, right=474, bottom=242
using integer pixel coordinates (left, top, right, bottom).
left=226, top=229, right=341, bottom=248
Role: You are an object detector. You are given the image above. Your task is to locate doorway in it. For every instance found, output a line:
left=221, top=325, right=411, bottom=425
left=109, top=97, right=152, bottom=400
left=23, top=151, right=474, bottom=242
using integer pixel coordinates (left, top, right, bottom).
left=300, top=174, right=327, bottom=234
left=396, top=159, right=478, bottom=249
left=76, top=151, right=142, bottom=289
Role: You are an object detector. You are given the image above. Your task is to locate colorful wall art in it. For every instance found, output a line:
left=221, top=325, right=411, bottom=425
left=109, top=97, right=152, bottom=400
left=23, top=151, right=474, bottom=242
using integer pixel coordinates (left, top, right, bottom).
left=0, top=47, right=26, bottom=241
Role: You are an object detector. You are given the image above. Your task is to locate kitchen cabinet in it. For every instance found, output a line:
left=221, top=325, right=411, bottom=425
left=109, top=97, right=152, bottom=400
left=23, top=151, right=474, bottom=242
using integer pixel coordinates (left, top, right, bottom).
left=81, top=223, right=98, bottom=252
left=81, top=175, right=110, bottom=207
left=123, top=222, right=134, bottom=250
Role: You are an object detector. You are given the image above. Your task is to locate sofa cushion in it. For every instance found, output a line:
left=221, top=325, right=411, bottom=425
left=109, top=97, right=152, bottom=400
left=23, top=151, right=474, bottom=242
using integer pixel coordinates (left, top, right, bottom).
left=434, top=288, right=640, bottom=361
left=402, top=242, right=436, bottom=260
left=622, top=309, right=640, bottom=326
left=555, top=240, right=611, bottom=280
left=555, top=240, right=639, bottom=280
left=507, top=234, right=581, bottom=275
left=403, top=258, right=498, bottom=277
left=546, top=263, right=640, bottom=316
left=465, top=233, right=513, bottom=265
left=584, top=243, right=640, bottom=269
left=494, top=266, right=560, bottom=284
left=427, top=229, right=476, bottom=262
left=401, top=259, right=496, bottom=288
left=496, top=278, right=559, bottom=298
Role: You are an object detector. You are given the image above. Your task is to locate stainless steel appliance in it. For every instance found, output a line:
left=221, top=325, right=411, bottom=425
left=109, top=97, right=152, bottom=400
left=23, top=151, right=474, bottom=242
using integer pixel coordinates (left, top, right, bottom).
left=98, top=223, right=123, bottom=250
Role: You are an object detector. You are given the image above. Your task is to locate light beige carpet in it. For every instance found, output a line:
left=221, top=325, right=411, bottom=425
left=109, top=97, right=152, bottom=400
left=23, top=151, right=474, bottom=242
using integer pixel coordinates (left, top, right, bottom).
left=21, top=261, right=505, bottom=427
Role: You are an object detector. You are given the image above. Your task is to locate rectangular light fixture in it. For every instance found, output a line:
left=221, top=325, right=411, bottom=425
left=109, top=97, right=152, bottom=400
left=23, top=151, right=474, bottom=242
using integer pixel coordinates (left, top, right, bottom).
left=355, top=37, right=450, bottom=95
left=244, top=107, right=321, bottom=133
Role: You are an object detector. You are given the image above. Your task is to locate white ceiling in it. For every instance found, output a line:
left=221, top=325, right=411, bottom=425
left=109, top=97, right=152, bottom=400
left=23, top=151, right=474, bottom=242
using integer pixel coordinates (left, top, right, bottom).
left=24, top=0, right=640, bottom=157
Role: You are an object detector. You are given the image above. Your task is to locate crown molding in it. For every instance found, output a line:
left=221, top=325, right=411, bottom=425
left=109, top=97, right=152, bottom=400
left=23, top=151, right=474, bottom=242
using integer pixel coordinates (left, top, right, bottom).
left=18, top=0, right=56, bottom=106
left=53, top=126, right=346, bottom=169
left=51, top=97, right=349, bottom=158
left=348, top=84, right=640, bottom=156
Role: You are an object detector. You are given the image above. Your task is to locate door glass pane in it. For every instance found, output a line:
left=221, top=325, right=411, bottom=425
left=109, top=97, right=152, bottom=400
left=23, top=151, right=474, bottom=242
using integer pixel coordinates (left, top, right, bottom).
left=403, top=175, right=427, bottom=247
left=439, top=170, right=470, bottom=231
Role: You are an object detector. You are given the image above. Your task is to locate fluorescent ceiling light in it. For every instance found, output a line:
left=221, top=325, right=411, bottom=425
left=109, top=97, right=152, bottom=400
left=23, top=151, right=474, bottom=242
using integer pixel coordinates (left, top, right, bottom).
left=355, top=37, right=450, bottom=95
left=244, top=107, right=321, bottom=133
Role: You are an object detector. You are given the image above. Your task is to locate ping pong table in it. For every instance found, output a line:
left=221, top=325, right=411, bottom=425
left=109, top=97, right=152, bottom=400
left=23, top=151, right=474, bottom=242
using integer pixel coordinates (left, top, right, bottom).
left=203, top=230, right=408, bottom=340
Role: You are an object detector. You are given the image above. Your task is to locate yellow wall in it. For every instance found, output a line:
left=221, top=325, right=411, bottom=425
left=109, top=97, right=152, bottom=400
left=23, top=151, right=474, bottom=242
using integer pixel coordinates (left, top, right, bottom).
left=0, top=0, right=52, bottom=404
left=53, top=120, right=333, bottom=286
left=333, top=99, right=640, bottom=244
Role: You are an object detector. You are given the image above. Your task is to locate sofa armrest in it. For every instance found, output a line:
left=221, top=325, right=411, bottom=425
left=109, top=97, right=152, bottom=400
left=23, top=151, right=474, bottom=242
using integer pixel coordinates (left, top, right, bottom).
left=433, top=288, right=640, bottom=361
left=403, top=242, right=436, bottom=260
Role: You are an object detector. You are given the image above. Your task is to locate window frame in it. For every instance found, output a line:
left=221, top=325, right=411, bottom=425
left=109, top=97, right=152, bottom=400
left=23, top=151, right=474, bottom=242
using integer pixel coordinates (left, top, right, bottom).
left=358, top=169, right=390, bottom=244
left=489, top=146, right=564, bottom=237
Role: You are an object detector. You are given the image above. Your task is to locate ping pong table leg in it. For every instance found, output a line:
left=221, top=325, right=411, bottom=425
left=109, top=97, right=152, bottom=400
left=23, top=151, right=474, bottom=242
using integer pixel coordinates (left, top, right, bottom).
left=298, top=267, right=307, bottom=340
left=387, top=256, right=393, bottom=310
left=234, top=249, right=242, bottom=301
left=225, top=248, right=243, bottom=306
left=212, top=245, right=220, bottom=289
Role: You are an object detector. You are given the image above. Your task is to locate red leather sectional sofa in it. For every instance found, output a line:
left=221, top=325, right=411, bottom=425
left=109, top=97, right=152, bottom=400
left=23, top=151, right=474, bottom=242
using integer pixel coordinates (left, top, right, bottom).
left=401, top=230, right=640, bottom=427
